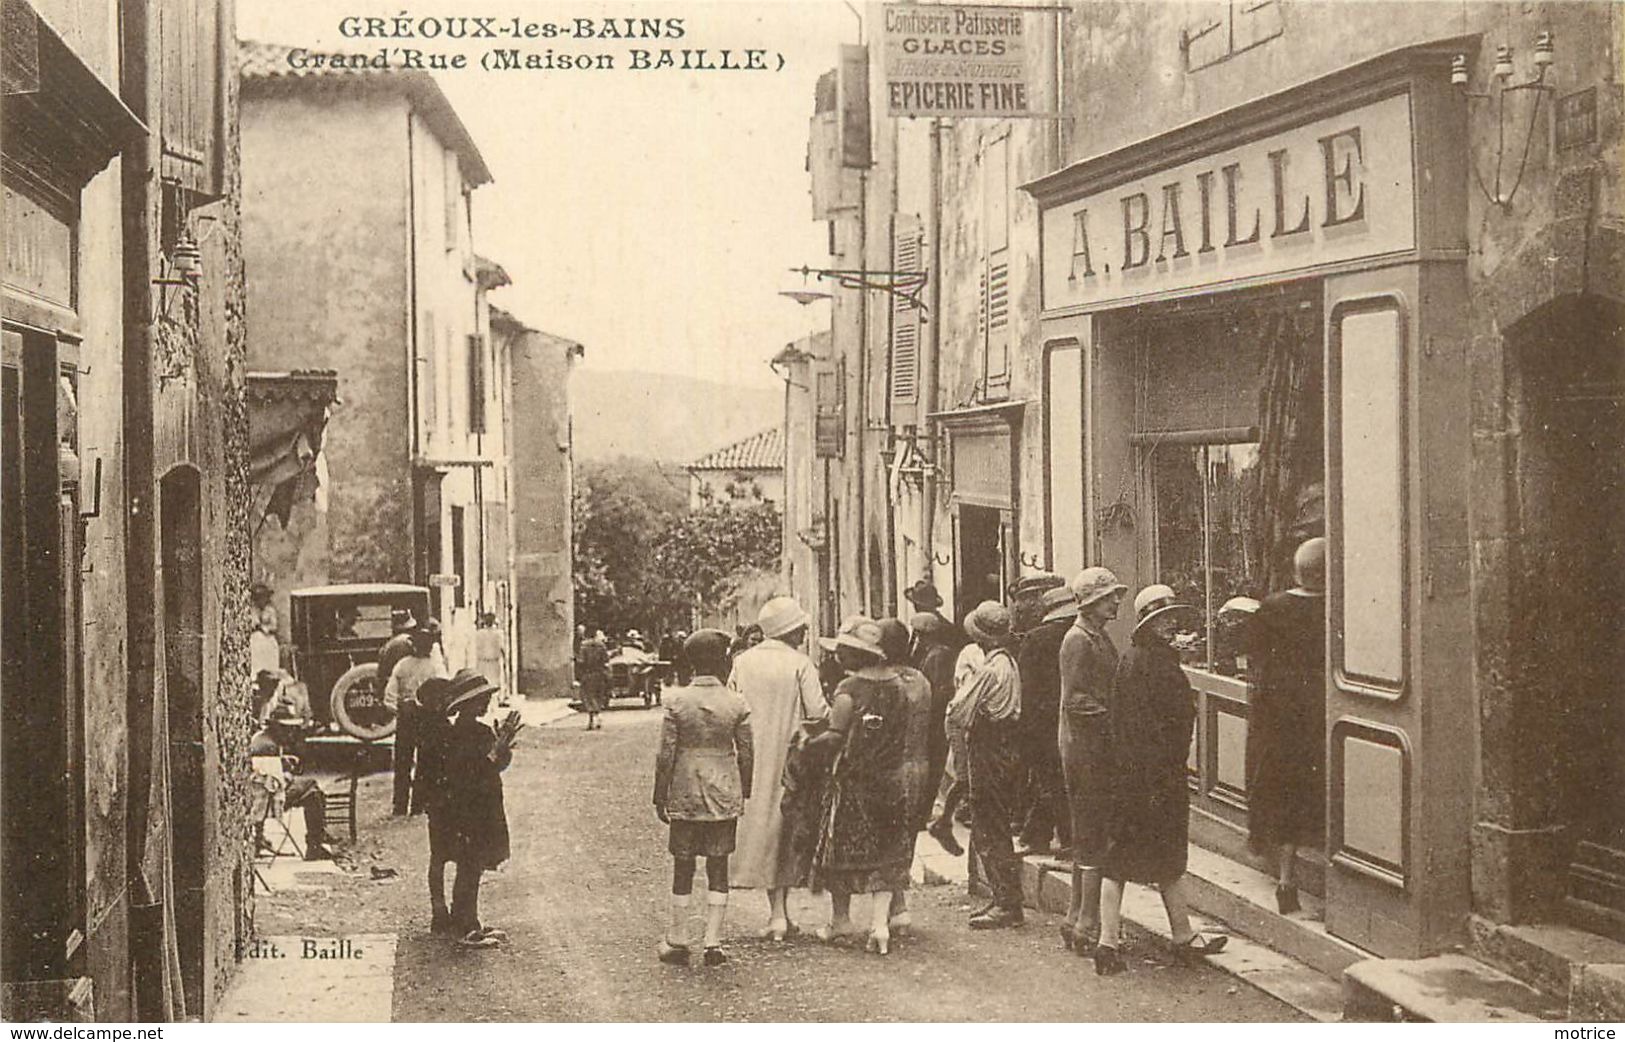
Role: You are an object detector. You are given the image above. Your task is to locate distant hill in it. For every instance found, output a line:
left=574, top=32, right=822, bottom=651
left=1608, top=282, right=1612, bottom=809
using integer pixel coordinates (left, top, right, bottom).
left=571, top=369, right=782, bottom=464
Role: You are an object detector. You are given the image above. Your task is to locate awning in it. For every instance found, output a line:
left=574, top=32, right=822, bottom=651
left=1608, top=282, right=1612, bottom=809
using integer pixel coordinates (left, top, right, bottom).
left=248, top=370, right=339, bottom=531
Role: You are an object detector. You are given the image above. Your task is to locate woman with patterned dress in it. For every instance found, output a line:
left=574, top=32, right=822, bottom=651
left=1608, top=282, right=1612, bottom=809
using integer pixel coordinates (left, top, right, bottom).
left=807, top=617, right=912, bottom=954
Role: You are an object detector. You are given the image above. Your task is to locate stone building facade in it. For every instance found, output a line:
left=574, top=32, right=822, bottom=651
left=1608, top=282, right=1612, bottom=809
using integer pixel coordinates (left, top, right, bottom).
left=799, top=0, right=1623, bottom=985
left=240, top=42, right=517, bottom=677
left=2, top=0, right=254, bottom=1020
left=492, top=307, right=581, bottom=698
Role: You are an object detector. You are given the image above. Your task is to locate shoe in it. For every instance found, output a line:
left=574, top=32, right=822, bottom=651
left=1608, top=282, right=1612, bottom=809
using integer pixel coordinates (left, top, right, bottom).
left=458, top=930, right=499, bottom=949
left=762, top=918, right=790, bottom=942
left=431, top=913, right=454, bottom=936
left=1074, top=928, right=1098, bottom=957
left=866, top=929, right=890, bottom=956
left=814, top=922, right=862, bottom=944
left=656, top=940, right=690, bottom=965
left=969, top=905, right=1025, bottom=930
left=1095, top=945, right=1127, bottom=976
left=703, top=946, right=728, bottom=966
left=1170, top=933, right=1229, bottom=965
left=1059, top=921, right=1078, bottom=951
left=927, top=820, right=964, bottom=856
left=1276, top=885, right=1301, bottom=915
left=887, top=911, right=912, bottom=936
left=304, top=844, right=333, bottom=862
left=478, top=926, right=508, bottom=942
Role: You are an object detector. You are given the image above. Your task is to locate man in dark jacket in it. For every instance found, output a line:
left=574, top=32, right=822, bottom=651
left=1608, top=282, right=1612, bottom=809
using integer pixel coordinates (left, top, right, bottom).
left=1015, top=585, right=1075, bottom=857
left=910, top=612, right=960, bottom=848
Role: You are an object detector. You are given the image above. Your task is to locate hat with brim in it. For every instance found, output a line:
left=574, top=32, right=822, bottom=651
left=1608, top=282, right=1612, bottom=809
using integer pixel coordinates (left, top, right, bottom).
left=1132, top=584, right=1199, bottom=636
left=904, top=580, right=943, bottom=610
left=443, top=668, right=499, bottom=714
left=1041, top=585, right=1079, bottom=624
left=832, top=617, right=885, bottom=660
left=1071, top=567, right=1129, bottom=609
left=964, top=600, right=1013, bottom=644
left=267, top=707, right=305, bottom=727
left=757, top=596, right=810, bottom=640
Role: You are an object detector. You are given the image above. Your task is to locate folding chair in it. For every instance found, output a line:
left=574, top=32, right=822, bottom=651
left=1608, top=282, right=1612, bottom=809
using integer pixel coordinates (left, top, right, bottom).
left=252, top=756, right=304, bottom=862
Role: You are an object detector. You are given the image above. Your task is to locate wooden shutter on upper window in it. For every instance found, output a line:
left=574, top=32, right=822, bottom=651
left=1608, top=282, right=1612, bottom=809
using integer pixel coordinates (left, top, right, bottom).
left=980, top=134, right=1011, bottom=398
left=889, top=214, right=924, bottom=427
left=159, top=0, right=222, bottom=196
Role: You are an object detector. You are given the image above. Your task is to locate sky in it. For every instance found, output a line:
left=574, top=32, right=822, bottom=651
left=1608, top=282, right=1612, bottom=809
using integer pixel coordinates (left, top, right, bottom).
left=238, top=0, right=854, bottom=389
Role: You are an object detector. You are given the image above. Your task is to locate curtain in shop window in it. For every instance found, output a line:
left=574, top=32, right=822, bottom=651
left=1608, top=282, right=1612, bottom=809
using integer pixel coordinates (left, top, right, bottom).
left=1251, top=309, right=1324, bottom=592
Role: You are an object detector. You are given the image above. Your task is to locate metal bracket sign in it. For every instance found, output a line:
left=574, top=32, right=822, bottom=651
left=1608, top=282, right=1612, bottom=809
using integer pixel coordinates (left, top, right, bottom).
left=428, top=573, right=461, bottom=588
left=882, top=3, right=1037, bottom=118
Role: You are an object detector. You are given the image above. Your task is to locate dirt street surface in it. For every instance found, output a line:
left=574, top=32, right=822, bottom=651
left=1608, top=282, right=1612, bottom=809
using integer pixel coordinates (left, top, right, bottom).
left=254, top=706, right=1307, bottom=1022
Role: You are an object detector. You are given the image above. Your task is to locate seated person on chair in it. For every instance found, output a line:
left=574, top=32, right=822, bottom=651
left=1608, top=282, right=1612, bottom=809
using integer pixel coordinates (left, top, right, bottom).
left=250, top=709, right=332, bottom=861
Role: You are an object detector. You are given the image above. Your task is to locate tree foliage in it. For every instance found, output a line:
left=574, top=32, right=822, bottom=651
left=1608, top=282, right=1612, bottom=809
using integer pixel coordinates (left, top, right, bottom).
left=570, top=457, right=781, bottom=637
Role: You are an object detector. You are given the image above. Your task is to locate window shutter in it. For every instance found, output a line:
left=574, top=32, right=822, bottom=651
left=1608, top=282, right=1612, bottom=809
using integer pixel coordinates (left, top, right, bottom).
left=159, top=0, right=221, bottom=196
left=815, top=365, right=843, bottom=458
left=889, top=214, right=924, bottom=427
left=467, top=333, right=486, bottom=434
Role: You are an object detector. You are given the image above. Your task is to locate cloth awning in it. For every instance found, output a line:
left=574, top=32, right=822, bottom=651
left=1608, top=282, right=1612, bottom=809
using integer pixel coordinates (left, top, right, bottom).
left=248, top=370, right=339, bottom=531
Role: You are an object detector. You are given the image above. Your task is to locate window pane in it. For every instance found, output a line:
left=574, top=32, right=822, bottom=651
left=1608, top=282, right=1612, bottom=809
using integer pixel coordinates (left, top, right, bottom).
left=1149, top=444, right=1207, bottom=666
left=1208, top=442, right=1264, bottom=678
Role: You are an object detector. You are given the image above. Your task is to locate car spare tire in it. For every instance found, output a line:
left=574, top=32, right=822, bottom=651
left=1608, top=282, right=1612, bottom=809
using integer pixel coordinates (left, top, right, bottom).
left=330, top=662, right=396, bottom=740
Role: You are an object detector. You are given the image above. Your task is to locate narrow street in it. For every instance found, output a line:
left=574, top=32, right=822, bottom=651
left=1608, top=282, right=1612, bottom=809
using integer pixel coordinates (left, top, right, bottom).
left=246, top=704, right=1304, bottom=1022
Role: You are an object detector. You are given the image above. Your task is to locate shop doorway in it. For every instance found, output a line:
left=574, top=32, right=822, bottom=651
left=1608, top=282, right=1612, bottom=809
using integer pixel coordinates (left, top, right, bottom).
left=955, top=505, right=1005, bottom=622
left=161, top=466, right=207, bottom=1012
left=1513, top=295, right=1625, bottom=936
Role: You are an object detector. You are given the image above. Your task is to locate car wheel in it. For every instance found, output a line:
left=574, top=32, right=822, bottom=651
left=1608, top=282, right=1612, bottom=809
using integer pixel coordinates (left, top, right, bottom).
left=330, top=662, right=397, bottom=740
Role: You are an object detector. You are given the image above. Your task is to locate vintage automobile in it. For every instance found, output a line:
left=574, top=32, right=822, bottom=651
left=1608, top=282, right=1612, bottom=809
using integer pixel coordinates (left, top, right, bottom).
left=287, top=583, right=433, bottom=740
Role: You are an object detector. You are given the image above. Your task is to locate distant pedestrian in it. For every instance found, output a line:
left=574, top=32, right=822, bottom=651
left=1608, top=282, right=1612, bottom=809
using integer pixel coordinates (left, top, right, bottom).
left=1057, top=566, right=1127, bottom=956
left=385, top=619, right=449, bottom=815
left=727, top=597, right=827, bottom=940
left=439, top=670, right=523, bottom=949
left=577, top=630, right=610, bottom=730
left=1246, top=537, right=1327, bottom=915
left=654, top=630, right=754, bottom=967
left=948, top=601, right=1025, bottom=929
left=806, top=617, right=912, bottom=954
left=377, top=608, right=423, bottom=695
left=1094, top=586, right=1227, bottom=976
left=474, top=612, right=507, bottom=706
left=1015, top=584, right=1075, bottom=857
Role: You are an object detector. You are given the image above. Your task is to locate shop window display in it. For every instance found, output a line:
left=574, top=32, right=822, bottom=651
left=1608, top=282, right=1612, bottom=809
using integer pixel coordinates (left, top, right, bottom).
left=1146, top=440, right=1264, bottom=677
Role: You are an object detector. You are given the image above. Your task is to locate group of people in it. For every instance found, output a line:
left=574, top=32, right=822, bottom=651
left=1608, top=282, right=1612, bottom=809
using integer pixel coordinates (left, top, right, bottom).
left=647, top=535, right=1329, bottom=975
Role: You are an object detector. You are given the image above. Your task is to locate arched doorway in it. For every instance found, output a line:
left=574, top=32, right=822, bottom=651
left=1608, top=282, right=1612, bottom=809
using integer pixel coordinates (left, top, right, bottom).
left=1508, top=294, right=1625, bottom=938
left=161, top=466, right=206, bottom=1012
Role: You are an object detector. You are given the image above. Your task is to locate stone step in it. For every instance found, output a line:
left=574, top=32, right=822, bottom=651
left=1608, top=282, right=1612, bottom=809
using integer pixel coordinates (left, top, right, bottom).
left=1178, top=844, right=1368, bottom=979
left=1017, top=855, right=1346, bottom=1021
left=1343, top=953, right=1567, bottom=1022
left=1470, top=916, right=1625, bottom=1020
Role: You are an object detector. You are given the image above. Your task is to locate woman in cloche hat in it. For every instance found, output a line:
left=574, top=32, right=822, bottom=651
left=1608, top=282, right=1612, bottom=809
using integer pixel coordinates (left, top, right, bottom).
left=805, top=616, right=914, bottom=954
left=1093, top=585, right=1227, bottom=975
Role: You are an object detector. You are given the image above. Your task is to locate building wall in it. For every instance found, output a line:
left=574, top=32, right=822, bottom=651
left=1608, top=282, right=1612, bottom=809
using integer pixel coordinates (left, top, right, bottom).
left=242, top=90, right=413, bottom=615
left=504, top=327, right=578, bottom=697
left=813, top=0, right=1624, bottom=956
left=5, top=0, right=251, bottom=1020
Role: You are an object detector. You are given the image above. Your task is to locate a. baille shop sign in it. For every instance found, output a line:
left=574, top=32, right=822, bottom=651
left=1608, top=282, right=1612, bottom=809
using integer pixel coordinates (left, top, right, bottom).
left=1039, top=94, right=1417, bottom=311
